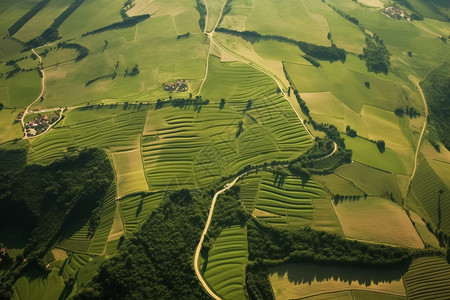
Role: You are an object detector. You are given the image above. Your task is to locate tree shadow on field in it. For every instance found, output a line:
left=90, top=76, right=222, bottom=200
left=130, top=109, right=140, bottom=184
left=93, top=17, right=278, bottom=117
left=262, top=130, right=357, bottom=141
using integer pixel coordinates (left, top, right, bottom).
left=136, top=196, right=144, bottom=218
left=273, top=174, right=286, bottom=188
left=267, top=262, right=405, bottom=287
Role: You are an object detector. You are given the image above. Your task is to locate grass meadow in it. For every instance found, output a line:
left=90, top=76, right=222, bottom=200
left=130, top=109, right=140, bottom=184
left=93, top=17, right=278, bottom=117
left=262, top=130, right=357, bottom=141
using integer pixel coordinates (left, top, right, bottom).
left=333, top=196, right=423, bottom=248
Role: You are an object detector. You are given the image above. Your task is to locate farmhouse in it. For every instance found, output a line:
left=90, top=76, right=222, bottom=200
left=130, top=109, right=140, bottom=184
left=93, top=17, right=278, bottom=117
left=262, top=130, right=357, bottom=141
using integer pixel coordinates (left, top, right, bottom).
left=164, top=79, right=188, bottom=92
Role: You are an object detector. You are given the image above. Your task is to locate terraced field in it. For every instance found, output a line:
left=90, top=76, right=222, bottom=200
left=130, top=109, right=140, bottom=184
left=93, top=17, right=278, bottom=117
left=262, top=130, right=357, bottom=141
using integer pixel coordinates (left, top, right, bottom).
left=403, top=257, right=450, bottom=299
left=28, top=111, right=147, bottom=165
left=240, top=171, right=342, bottom=234
left=239, top=174, right=260, bottom=213
left=410, top=156, right=450, bottom=235
left=202, top=225, right=247, bottom=300
left=142, top=57, right=312, bottom=189
left=88, top=184, right=117, bottom=255
left=119, top=192, right=164, bottom=234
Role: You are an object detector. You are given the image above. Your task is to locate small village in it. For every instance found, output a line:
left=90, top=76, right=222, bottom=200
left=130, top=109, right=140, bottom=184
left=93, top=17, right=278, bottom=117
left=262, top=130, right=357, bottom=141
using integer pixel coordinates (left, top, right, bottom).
left=16, top=112, right=59, bottom=136
left=164, top=79, right=189, bottom=92
left=382, top=6, right=406, bottom=20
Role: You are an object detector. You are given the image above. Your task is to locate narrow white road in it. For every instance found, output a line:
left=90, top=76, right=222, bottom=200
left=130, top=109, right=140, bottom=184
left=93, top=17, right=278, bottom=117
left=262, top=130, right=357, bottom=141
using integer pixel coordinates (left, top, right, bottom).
left=21, top=49, right=46, bottom=139
left=404, top=76, right=428, bottom=207
left=193, top=174, right=243, bottom=300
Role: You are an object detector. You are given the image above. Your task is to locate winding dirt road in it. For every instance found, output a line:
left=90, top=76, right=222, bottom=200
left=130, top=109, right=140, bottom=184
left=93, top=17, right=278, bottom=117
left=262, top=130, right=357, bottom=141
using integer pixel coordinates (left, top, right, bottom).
left=404, top=76, right=428, bottom=207
left=21, top=49, right=46, bottom=139
left=193, top=174, right=243, bottom=300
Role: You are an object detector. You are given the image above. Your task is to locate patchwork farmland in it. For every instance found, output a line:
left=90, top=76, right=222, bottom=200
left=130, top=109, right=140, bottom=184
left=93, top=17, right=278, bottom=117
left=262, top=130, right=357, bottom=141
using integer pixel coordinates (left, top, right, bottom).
left=0, top=0, right=449, bottom=298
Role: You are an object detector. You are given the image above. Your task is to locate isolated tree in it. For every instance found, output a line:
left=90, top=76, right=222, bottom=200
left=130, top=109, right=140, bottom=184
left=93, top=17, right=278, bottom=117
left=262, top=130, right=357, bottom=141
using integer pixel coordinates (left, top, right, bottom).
left=376, top=140, right=385, bottom=153
left=219, top=98, right=226, bottom=110
left=246, top=99, right=252, bottom=111
left=0, top=102, right=4, bottom=111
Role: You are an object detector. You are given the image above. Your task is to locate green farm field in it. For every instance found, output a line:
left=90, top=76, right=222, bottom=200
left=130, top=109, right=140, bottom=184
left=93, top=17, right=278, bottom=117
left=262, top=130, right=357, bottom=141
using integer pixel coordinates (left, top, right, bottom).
left=0, top=0, right=449, bottom=298
left=403, top=257, right=450, bottom=299
left=241, top=171, right=342, bottom=234
left=202, top=225, right=247, bottom=300
left=333, top=196, right=423, bottom=248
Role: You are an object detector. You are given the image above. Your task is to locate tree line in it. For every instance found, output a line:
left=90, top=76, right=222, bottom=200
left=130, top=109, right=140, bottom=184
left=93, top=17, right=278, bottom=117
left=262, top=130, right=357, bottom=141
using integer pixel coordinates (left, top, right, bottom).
left=195, top=0, right=207, bottom=31
left=215, top=28, right=347, bottom=62
left=7, top=0, right=50, bottom=37
left=82, top=14, right=150, bottom=37
left=420, top=62, right=450, bottom=151
left=57, top=42, right=89, bottom=62
left=23, top=0, right=85, bottom=50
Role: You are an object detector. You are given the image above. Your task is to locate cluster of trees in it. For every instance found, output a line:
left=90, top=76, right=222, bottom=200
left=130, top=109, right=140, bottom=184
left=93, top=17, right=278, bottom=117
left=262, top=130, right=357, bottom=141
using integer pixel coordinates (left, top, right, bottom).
left=177, top=32, right=190, bottom=40
left=120, top=0, right=135, bottom=19
left=0, top=142, right=28, bottom=173
left=363, top=35, right=390, bottom=74
left=23, top=0, right=85, bottom=50
left=195, top=0, right=207, bottom=31
left=376, top=140, right=386, bottom=153
left=7, top=0, right=50, bottom=36
left=346, top=125, right=357, bottom=137
left=247, top=218, right=430, bottom=268
left=329, top=5, right=360, bottom=26
left=394, top=106, right=421, bottom=118
left=155, top=96, right=210, bottom=111
left=245, top=218, right=441, bottom=300
left=4, top=62, right=37, bottom=79
left=0, top=148, right=114, bottom=299
left=85, top=74, right=115, bottom=86
left=215, top=28, right=347, bottom=62
left=302, top=55, right=320, bottom=67
left=57, top=42, right=89, bottom=62
left=51, top=0, right=84, bottom=29
left=218, top=0, right=233, bottom=25
left=127, top=64, right=140, bottom=77
left=420, top=63, right=450, bottom=151
left=82, top=14, right=150, bottom=36
left=74, top=190, right=210, bottom=299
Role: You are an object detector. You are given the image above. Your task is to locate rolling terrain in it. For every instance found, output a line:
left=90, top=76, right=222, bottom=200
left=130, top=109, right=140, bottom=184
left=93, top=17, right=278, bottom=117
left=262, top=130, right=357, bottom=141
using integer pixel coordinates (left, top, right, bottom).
left=0, top=0, right=449, bottom=299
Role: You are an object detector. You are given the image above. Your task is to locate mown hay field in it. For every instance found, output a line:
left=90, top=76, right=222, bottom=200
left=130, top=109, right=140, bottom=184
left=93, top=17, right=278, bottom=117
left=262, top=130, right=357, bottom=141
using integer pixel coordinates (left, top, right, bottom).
left=333, top=196, right=423, bottom=248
